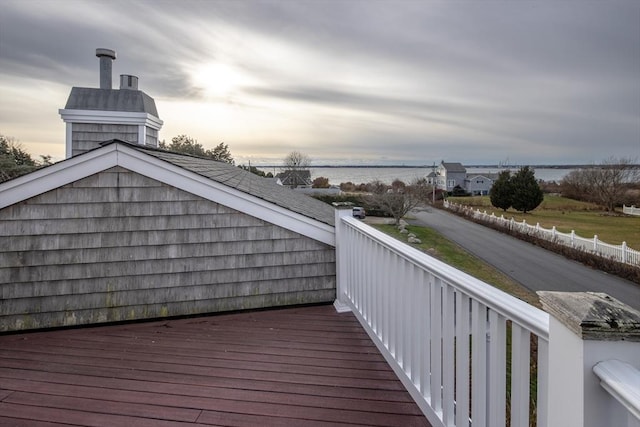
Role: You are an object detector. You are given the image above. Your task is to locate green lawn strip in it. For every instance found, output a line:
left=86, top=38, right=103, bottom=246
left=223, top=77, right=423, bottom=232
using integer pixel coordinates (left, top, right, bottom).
left=374, top=224, right=540, bottom=307
left=449, top=195, right=640, bottom=249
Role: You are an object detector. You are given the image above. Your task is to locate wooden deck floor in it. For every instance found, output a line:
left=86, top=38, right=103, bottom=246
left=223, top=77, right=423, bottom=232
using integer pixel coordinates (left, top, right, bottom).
left=0, top=304, right=430, bottom=426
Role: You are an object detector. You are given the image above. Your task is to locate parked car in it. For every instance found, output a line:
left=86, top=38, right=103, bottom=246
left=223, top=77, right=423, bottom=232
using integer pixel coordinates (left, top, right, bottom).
left=352, top=207, right=366, bottom=219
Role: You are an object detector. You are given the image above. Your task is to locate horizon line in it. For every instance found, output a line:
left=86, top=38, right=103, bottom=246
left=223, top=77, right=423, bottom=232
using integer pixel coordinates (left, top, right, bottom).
left=252, top=163, right=619, bottom=169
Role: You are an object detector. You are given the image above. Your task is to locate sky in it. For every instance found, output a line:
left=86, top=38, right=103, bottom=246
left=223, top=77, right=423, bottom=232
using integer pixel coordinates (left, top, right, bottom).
left=1, top=0, right=639, bottom=166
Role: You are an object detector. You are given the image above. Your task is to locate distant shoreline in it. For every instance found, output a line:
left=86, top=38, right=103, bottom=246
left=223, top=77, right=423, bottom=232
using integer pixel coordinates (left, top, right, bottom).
left=256, top=164, right=610, bottom=169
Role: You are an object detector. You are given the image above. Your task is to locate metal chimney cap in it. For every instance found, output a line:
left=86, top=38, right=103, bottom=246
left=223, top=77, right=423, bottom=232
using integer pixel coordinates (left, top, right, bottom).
left=96, top=48, right=116, bottom=59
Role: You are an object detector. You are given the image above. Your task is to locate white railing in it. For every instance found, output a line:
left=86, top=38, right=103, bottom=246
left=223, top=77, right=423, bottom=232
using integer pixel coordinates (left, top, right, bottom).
left=593, top=360, right=640, bottom=427
left=444, top=200, right=640, bottom=266
left=624, top=205, right=640, bottom=216
left=334, top=210, right=550, bottom=427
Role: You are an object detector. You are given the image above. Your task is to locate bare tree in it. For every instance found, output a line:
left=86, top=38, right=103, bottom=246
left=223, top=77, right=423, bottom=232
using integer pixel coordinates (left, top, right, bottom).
left=592, top=157, right=639, bottom=211
left=367, top=178, right=430, bottom=225
left=560, top=157, right=639, bottom=211
left=283, top=150, right=310, bottom=171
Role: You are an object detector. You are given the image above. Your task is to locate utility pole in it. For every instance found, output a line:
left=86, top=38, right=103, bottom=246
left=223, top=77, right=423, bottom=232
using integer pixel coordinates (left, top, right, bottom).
left=432, top=162, right=437, bottom=204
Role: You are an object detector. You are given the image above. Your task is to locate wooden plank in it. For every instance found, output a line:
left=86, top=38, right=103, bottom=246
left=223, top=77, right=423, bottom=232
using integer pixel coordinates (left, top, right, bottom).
left=192, top=410, right=358, bottom=427
left=0, top=417, right=73, bottom=427
left=3, top=392, right=200, bottom=422
left=0, top=403, right=209, bottom=427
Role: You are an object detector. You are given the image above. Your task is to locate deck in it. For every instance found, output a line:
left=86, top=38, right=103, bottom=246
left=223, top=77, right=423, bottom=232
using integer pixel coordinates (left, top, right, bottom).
left=0, top=304, right=430, bottom=426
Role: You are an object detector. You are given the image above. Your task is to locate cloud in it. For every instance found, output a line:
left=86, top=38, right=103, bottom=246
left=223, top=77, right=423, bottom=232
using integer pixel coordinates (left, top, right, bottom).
left=0, top=0, right=638, bottom=164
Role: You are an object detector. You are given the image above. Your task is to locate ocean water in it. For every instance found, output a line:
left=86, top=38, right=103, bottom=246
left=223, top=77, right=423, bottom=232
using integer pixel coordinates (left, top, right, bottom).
left=258, top=166, right=575, bottom=186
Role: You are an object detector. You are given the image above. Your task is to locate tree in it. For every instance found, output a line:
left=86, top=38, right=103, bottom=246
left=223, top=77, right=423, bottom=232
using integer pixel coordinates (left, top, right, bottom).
left=312, top=176, right=330, bottom=188
left=160, top=135, right=234, bottom=164
left=590, top=157, right=638, bottom=212
left=559, top=157, right=639, bottom=211
left=558, top=169, right=591, bottom=201
left=367, top=178, right=430, bottom=225
left=0, top=134, right=39, bottom=183
left=209, top=142, right=234, bottom=165
left=510, top=166, right=543, bottom=213
left=282, top=150, right=310, bottom=171
left=160, top=135, right=207, bottom=156
left=280, top=150, right=311, bottom=188
left=490, top=170, right=513, bottom=211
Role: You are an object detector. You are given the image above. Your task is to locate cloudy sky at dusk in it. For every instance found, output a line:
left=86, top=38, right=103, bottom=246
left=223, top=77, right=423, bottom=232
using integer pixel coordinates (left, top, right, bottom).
left=1, top=0, right=638, bottom=166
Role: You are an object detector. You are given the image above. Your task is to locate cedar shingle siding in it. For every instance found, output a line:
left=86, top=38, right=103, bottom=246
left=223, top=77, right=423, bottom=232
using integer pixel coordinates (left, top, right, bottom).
left=0, top=167, right=336, bottom=331
left=71, top=123, right=139, bottom=156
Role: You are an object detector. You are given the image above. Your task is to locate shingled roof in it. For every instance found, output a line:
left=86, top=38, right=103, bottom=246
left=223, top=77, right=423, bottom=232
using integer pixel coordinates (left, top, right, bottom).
left=127, top=143, right=335, bottom=226
left=64, top=87, right=159, bottom=116
left=441, top=162, right=467, bottom=173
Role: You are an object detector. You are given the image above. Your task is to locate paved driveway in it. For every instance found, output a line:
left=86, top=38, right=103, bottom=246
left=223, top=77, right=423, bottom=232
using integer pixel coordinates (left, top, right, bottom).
left=407, top=207, right=640, bottom=311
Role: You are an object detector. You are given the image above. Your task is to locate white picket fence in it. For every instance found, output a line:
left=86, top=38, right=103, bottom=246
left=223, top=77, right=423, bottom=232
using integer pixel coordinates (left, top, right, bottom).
left=624, top=205, right=640, bottom=216
left=444, top=200, right=640, bottom=267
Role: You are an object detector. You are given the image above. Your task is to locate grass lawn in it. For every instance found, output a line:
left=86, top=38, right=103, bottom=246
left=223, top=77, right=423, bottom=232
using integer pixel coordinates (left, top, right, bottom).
left=449, top=195, right=640, bottom=249
left=374, top=224, right=540, bottom=307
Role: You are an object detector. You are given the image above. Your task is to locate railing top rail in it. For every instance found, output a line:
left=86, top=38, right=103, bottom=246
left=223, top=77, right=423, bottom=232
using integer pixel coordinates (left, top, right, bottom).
left=593, top=359, right=640, bottom=421
left=341, top=216, right=549, bottom=339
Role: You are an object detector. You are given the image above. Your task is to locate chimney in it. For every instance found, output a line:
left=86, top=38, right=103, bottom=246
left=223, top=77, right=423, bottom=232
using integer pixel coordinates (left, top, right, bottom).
left=95, top=48, right=116, bottom=89
left=119, top=74, right=139, bottom=90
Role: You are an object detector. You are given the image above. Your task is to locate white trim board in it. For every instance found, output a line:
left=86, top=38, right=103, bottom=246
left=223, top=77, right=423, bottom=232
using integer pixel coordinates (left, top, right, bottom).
left=59, top=109, right=164, bottom=129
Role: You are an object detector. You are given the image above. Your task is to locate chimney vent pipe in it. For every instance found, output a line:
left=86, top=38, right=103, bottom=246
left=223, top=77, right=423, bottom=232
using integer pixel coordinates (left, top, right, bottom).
left=96, top=48, right=116, bottom=89
left=120, top=74, right=139, bottom=90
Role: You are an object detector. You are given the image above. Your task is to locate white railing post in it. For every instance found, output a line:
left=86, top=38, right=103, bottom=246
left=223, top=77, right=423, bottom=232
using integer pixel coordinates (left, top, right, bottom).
left=594, top=235, right=598, bottom=253
left=623, top=241, right=628, bottom=264
left=538, top=291, right=640, bottom=427
left=333, top=207, right=353, bottom=313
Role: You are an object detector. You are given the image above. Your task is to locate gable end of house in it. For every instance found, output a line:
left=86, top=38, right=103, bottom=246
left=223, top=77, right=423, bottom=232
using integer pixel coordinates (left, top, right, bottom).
left=0, top=142, right=337, bottom=331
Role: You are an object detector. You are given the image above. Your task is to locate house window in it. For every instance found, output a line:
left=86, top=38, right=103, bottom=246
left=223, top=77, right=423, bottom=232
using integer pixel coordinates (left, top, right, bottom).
left=448, top=179, right=455, bottom=187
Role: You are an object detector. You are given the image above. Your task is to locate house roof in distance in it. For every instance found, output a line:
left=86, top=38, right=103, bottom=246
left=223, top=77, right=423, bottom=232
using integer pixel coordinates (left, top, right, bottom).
left=441, top=162, right=467, bottom=173
left=276, top=170, right=312, bottom=187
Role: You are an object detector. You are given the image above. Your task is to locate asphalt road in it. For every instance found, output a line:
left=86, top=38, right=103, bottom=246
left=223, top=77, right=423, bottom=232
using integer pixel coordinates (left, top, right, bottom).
left=407, top=207, right=640, bottom=311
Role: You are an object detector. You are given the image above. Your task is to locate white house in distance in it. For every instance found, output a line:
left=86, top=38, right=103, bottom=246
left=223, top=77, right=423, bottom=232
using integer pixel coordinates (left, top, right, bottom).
left=427, top=161, right=498, bottom=195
